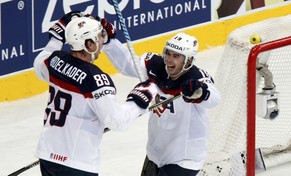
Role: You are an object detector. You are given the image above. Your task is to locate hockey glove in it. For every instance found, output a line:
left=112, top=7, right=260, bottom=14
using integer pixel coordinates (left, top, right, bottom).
left=127, top=80, right=156, bottom=109
left=48, top=11, right=83, bottom=43
left=96, top=16, right=117, bottom=44
left=181, top=79, right=210, bottom=103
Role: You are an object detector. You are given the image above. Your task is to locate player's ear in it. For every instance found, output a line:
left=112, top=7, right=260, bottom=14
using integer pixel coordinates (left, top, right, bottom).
left=185, top=57, right=194, bottom=68
left=85, top=39, right=95, bottom=52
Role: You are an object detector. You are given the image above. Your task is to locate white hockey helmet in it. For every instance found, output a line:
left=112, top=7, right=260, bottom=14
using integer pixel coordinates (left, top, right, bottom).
left=65, top=17, right=103, bottom=52
left=163, top=32, right=199, bottom=70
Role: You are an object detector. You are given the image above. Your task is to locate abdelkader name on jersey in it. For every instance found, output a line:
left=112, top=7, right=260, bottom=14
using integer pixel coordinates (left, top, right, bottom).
left=49, top=55, right=88, bottom=84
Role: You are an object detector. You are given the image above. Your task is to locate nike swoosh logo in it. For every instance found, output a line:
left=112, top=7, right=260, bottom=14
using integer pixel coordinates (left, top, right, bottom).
left=127, top=97, right=133, bottom=101
left=149, top=70, right=157, bottom=77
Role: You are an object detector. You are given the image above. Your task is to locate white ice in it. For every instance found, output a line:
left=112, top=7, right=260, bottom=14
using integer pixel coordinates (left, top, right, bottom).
left=1, top=46, right=291, bottom=176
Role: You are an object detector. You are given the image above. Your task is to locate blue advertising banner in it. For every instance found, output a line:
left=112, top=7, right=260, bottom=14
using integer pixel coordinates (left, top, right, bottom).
left=0, top=0, right=28, bottom=76
left=0, top=0, right=211, bottom=76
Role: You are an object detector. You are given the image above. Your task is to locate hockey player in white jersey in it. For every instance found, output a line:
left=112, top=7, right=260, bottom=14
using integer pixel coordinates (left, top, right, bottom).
left=103, top=32, right=221, bottom=175
left=33, top=12, right=157, bottom=176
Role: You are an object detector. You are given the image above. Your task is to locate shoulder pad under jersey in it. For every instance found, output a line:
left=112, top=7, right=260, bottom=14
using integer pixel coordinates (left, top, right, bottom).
left=140, top=52, right=161, bottom=62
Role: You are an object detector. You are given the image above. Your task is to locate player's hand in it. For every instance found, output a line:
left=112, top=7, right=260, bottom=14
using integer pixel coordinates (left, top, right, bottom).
left=48, top=11, right=83, bottom=43
left=181, top=79, right=210, bottom=103
left=127, top=80, right=157, bottom=109
left=96, top=16, right=116, bottom=44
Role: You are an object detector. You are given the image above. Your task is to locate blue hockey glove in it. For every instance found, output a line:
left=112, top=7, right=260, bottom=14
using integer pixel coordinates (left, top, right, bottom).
left=48, top=11, right=83, bottom=43
left=181, top=79, right=210, bottom=103
left=127, top=80, right=156, bottom=109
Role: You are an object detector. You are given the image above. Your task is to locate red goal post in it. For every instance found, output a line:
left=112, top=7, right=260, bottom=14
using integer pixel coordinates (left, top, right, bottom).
left=247, top=36, right=291, bottom=176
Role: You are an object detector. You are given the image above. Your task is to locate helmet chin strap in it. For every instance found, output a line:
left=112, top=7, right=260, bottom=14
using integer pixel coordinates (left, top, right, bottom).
left=90, top=53, right=95, bottom=63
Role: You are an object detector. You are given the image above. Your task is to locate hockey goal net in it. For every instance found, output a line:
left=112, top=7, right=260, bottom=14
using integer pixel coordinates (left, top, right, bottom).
left=199, top=15, right=291, bottom=176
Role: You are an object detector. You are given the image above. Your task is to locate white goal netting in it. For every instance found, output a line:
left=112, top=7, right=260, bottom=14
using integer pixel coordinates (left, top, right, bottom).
left=199, top=14, right=291, bottom=176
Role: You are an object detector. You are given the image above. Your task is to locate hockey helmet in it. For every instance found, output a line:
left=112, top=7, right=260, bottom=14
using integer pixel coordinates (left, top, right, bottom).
left=163, top=32, right=199, bottom=70
left=65, top=17, right=103, bottom=52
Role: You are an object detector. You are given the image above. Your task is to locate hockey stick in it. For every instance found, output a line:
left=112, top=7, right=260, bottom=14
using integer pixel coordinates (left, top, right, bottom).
left=111, top=0, right=146, bottom=82
left=148, top=94, right=181, bottom=111
left=110, top=1, right=181, bottom=110
left=8, top=160, right=40, bottom=176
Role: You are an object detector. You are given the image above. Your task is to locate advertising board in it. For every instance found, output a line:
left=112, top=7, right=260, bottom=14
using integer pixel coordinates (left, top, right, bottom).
left=0, top=0, right=211, bottom=76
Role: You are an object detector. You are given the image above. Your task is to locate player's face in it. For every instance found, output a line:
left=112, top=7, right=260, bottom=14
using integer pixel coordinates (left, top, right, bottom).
left=164, top=49, right=185, bottom=79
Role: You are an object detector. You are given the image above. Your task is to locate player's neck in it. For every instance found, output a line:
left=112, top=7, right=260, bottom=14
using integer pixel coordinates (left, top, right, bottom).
left=169, top=70, right=188, bottom=80
left=71, top=51, right=91, bottom=63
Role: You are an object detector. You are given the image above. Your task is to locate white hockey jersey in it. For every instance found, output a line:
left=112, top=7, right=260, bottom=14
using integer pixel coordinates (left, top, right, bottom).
left=103, top=39, right=220, bottom=170
left=33, top=38, right=146, bottom=173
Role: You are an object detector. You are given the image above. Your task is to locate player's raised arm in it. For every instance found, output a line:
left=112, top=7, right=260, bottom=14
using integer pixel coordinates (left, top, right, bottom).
left=33, top=11, right=83, bottom=81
